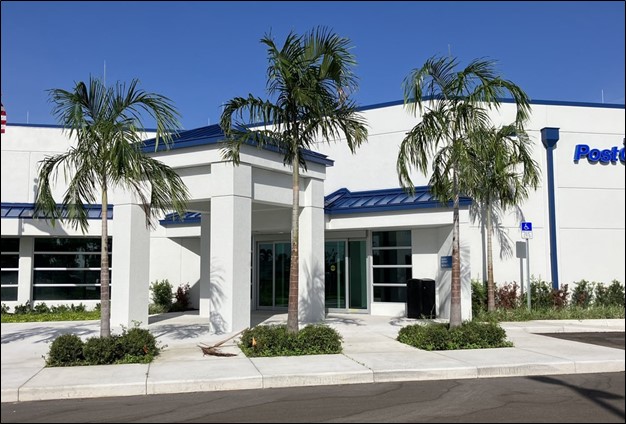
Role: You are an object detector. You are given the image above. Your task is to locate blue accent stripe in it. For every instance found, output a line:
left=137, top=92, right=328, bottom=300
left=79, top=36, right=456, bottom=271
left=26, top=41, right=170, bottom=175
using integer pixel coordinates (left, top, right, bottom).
left=324, top=186, right=472, bottom=215
left=544, top=146, right=560, bottom=289
left=357, top=97, right=625, bottom=112
left=1, top=203, right=113, bottom=219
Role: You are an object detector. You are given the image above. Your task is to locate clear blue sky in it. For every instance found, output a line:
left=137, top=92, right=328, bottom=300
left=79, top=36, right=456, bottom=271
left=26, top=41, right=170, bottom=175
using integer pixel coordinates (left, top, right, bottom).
left=2, top=1, right=624, bottom=130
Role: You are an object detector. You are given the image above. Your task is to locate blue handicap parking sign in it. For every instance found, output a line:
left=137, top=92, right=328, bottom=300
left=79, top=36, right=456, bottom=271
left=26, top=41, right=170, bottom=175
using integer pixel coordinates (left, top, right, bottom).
left=521, top=222, right=532, bottom=231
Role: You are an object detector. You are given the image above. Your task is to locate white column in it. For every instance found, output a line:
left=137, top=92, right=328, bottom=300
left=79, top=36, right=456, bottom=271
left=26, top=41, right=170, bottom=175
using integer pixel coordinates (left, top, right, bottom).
left=298, top=177, right=325, bottom=324
left=459, top=213, right=472, bottom=322
left=199, top=213, right=211, bottom=318
left=111, top=202, right=150, bottom=329
left=18, top=237, right=33, bottom=304
left=209, top=163, right=252, bottom=333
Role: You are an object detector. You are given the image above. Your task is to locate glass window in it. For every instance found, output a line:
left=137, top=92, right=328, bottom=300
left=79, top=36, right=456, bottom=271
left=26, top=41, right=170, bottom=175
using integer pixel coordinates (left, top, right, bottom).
left=34, top=238, right=111, bottom=253
left=1, top=287, right=18, bottom=301
left=1, top=238, right=20, bottom=252
left=373, top=268, right=412, bottom=285
left=1, top=238, right=20, bottom=301
left=33, top=237, right=112, bottom=301
left=372, top=231, right=412, bottom=303
left=373, top=249, right=412, bottom=266
left=374, top=286, right=407, bottom=303
left=372, top=230, right=411, bottom=248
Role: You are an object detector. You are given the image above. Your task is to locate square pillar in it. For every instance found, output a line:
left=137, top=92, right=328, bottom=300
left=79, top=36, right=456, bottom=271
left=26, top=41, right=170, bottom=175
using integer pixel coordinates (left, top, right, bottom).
left=298, top=178, right=325, bottom=324
left=111, top=202, right=150, bottom=329
left=199, top=213, right=211, bottom=318
left=18, top=236, right=34, bottom=304
left=209, top=163, right=252, bottom=333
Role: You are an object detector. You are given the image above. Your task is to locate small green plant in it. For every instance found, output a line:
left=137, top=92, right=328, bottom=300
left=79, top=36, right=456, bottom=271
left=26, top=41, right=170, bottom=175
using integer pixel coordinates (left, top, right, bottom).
left=151, top=279, right=174, bottom=312
left=239, top=324, right=342, bottom=357
left=1, top=303, right=9, bottom=314
left=397, top=321, right=512, bottom=351
left=46, top=334, right=85, bottom=366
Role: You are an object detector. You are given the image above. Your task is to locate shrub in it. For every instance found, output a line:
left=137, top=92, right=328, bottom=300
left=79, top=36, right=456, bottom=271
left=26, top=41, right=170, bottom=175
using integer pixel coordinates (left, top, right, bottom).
left=397, top=323, right=450, bottom=351
left=495, top=282, right=520, bottom=310
left=606, top=280, right=625, bottom=307
left=397, top=321, right=512, bottom=351
left=171, top=283, right=191, bottom=312
left=471, top=279, right=487, bottom=315
left=571, top=280, right=594, bottom=308
left=148, top=303, right=168, bottom=315
left=595, top=280, right=625, bottom=308
left=1, top=303, right=8, bottom=314
left=239, top=324, right=342, bottom=357
left=33, top=302, right=51, bottom=314
left=13, top=301, right=32, bottom=315
left=296, top=325, right=343, bottom=355
left=530, top=278, right=553, bottom=309
left=46, top=334, right=85, bottom=366
left=119, top=327, right=159, bottom=357
left=151, top=279, right=173, bottom=311
left=551, top=284, right=569, bottom=309
left=83, top=336, right=123, bottom=365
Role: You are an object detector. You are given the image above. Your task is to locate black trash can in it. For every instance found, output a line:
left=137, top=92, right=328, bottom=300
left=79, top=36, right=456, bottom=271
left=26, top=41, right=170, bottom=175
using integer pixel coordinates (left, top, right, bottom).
left=406, top=278, right=436, bottom=319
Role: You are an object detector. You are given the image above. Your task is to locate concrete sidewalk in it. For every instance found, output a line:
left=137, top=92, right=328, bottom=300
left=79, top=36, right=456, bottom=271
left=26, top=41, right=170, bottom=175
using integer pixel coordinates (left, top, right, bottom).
left=1, top=313, right=624, bottom=403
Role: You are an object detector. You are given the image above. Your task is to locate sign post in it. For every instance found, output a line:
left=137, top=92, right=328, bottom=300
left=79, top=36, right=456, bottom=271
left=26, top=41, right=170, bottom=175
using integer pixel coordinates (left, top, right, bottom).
left=521, top=222, right=533, bottom=310
left=515, top=241, right=526, bottom=297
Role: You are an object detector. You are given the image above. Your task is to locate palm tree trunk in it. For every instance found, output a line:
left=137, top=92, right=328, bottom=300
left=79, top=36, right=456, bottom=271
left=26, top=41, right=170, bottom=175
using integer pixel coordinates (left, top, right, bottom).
left=287, top=150, right=300, bottom=334
left=450, top=167, right=462, bottom=328
left=100, top=188, right=111, bottom=338
left=486, top=199, right=495, bottom=311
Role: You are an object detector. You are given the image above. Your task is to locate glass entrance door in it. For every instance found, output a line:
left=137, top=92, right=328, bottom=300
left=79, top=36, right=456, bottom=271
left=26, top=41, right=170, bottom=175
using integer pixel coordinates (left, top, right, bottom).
left=325, top=241, right=346, bottom=308
left=258, top=242, right=290, bottom=308
left=325, top=240, right=367, bottom=310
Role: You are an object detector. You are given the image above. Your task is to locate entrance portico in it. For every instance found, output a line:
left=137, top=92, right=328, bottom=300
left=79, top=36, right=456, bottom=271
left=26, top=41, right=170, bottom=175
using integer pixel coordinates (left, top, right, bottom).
left=124, top=127, right=332, bottom=333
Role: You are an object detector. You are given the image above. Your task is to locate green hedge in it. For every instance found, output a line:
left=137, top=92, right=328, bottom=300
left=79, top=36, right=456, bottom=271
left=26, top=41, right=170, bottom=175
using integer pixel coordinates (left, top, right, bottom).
left=397, top=321, right=512, bottom=351
left=239, top=324, right=342, bottom=357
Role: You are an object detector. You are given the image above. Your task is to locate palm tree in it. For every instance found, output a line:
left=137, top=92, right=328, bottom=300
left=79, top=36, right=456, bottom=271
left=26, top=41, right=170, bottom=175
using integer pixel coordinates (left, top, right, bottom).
left=397, top=56, right=530, bottom=327
left=464, top=125, right=540, bottom=311
left=220, top=27, right=368, bottom=333
left=34, top=77, right=190, bottom=338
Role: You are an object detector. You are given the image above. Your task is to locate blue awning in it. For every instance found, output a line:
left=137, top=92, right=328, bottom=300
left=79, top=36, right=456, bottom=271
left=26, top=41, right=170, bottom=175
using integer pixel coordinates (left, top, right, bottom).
left=0, top=203, right=112, bottom=219
left=159, top=211, right=202, bottom=226
left=324, top=187, right=472, bottom=215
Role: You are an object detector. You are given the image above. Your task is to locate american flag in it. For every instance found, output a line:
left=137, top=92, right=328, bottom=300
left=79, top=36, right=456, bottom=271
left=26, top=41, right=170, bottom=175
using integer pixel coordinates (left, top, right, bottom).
left=1, top=103, right=6, bottom=134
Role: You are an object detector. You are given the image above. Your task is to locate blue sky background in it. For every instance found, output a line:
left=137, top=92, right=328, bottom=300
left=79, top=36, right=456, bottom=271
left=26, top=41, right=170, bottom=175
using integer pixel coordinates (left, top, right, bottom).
left=1, top=1, right=624, bottom=130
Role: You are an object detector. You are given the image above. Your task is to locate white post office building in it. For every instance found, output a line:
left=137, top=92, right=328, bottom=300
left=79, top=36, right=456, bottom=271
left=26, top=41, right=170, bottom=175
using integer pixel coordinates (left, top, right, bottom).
left=1, top=99, right=624, bottom=332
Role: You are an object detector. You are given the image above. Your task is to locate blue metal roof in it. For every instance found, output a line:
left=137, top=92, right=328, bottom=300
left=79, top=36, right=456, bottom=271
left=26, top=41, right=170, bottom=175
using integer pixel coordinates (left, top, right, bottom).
left=141, top=124, right=334, bottom=167
left=324, top=187, right=472, bottom=215
left=159, top=211, right=202, bottom=226
left=0, top=203, right=113, bottom=220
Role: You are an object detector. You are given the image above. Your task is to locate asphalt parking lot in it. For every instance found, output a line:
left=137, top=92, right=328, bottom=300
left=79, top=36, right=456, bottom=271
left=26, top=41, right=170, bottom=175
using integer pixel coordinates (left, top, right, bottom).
left=537, top=332, right=625, bottom=350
